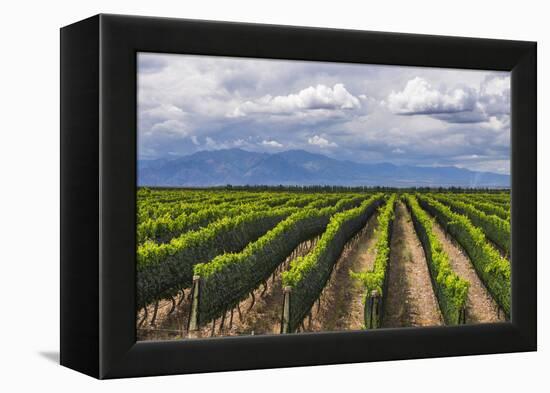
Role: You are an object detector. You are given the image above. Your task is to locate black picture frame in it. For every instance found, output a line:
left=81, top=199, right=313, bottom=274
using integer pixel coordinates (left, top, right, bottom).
left=60, top=13, right=537, bottom=379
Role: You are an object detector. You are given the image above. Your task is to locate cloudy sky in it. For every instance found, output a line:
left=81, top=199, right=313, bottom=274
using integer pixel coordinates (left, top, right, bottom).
left=138, top=52, right=510, bottom=174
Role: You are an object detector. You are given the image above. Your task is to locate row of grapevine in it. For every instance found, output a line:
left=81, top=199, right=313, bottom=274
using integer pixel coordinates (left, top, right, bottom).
left=137, top=193, right=311, bottom=244
left=137, top=192, right=348, bottom=241
left=138, top=192, right=287, bottom=222
left=403, top=194, right=469, bottom=324
left=138, top=201, right=262, bottom=244
left=137, top=188, right=209, bottom=203
left=188, top=194, right=379, bottom=326
left=280, top=195, right=385, bottom=332
left=138, top=199, right=213, bottom=223
left=136, top=207, right=296, bottom=309
left=349, top=194, right=396, bottom=328
left=431, top=194, right=510, bottom=255
left=450, top=194, right=510, bottom=220
left=416, top=194, right=511, bottom=316
left=136, top=196, right=358, bottom=310
left=466, top=193, right=510, bottom=208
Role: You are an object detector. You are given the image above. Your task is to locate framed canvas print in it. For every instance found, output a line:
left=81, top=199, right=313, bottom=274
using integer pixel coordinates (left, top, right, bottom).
left=60, top=14, right=537, bottom=379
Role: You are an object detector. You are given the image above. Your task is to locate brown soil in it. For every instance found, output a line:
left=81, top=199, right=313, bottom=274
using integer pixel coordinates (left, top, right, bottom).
left=382, top=202, right=444, bottom=328
left=136, top=290, right=191, bottom=341
left=205, top=266, right=287, bottom=337
left=303, top=212, right=381, bottom=332
left=430, top=217, right=505, bottom=324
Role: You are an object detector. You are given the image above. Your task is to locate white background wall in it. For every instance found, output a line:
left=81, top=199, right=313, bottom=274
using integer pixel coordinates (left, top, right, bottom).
left=0, top=0, right=546, bottom=390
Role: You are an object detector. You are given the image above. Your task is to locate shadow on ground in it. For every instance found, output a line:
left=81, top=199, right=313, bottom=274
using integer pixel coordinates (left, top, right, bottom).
left=38, top=351, right=59, bottom=364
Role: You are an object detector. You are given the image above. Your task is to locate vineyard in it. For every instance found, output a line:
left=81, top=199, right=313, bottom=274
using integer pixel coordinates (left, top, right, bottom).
left=136, top=188, right=511, bottom=340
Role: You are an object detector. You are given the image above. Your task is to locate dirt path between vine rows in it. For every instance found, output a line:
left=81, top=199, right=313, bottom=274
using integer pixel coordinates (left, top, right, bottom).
left=220, top=264, right=288, bottom=337
left=302, top=211, right=381, bottom=332
left=382, top=202, right=444, bottom=328
left=430, top=217, right=505, bottom=324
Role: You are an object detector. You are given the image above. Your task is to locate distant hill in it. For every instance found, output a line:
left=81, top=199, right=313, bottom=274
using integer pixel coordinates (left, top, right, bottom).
left=138, top=148, right=510, bottom=188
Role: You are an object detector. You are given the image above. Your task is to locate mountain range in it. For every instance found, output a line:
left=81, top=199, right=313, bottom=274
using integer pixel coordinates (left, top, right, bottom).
left=138, top=148, right=509, bottom=188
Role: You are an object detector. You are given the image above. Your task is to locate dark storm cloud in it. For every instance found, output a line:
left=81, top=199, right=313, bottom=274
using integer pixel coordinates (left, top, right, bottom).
left=432, top=111, right=488, bottom=124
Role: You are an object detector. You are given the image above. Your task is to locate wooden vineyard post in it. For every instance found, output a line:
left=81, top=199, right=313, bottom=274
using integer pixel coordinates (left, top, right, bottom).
left=364, top=292, right=371, bottom=329
left=280, top=286, right=292, bottom=334
left=459, top=307, right=467, bottom=324
left=187, top=275, right=201, bottom=336
left=364, top=290, right=381, bottom=329
left=372, top=290, right=381, bottom=328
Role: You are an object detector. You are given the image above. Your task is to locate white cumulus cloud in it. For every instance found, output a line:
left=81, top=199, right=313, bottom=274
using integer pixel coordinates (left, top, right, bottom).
left=387, top=77, right=477, bottom=115
left=481, top=115, right=510, bottom=131
left=232, top=83, right=361, bottom=116
left=150, top=119, right=188, bottom=136
left=386, top=75, right=510, bottom=131
left=308, top=135, right=338, bottom=148
left=478, top=75, right=510, bottom=116
left=261, top=140, right=283, bottom=148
